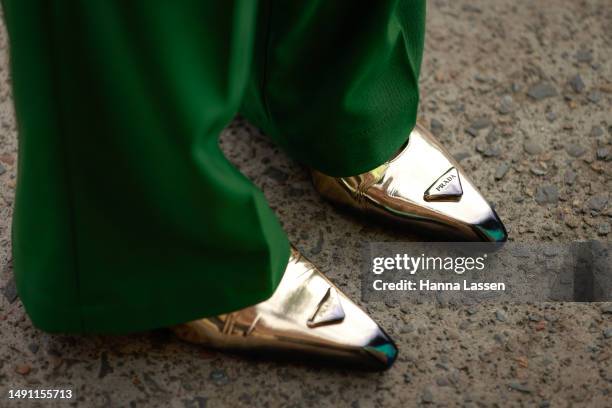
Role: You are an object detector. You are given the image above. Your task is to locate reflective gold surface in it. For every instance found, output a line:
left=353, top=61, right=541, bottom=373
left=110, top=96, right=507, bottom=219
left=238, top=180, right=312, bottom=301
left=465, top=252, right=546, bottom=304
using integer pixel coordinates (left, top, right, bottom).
left=172, top=247, right=397, bottom=370
left=312, top=122, right=507, bottom=242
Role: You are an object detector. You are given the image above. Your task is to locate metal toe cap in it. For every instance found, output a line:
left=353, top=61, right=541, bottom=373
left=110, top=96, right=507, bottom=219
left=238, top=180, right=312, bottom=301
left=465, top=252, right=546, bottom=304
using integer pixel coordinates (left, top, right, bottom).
left=363, top=329, right=398, bottom=370
left=474, top=207, right=508, bottom=243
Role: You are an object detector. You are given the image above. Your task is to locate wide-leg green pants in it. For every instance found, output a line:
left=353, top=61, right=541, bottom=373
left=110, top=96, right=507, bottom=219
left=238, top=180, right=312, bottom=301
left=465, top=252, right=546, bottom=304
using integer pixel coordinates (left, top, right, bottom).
left=2, top=1, right=425, bottom=333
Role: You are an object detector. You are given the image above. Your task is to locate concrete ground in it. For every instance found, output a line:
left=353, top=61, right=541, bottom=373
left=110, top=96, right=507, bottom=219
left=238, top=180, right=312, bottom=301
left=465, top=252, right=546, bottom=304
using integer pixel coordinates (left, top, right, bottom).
left=0, top=0, right=611, bottom=406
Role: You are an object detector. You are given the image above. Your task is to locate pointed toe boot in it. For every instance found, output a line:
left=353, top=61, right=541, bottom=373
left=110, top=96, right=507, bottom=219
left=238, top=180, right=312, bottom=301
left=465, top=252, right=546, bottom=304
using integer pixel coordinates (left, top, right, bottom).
left=172, top=246, right=397, bottom=370
left=312, top=122, right=508, bottom=242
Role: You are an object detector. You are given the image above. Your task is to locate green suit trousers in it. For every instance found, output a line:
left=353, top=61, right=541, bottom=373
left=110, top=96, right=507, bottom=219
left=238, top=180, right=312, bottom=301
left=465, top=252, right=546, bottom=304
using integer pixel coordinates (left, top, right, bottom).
left=2, top=0, right=425, bottom=333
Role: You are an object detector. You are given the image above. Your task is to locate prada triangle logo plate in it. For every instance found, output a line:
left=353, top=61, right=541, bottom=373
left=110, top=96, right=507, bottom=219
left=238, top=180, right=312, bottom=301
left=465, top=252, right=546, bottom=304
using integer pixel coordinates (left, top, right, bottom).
left=424, top=167, right=463, bottom=202
left=307, top=287, right=345, bottom=328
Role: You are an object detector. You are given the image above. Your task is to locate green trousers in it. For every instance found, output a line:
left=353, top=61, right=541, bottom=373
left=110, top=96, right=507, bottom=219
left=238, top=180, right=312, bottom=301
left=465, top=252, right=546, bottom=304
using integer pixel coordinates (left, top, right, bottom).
left=2, top=0, right=425, bottom=334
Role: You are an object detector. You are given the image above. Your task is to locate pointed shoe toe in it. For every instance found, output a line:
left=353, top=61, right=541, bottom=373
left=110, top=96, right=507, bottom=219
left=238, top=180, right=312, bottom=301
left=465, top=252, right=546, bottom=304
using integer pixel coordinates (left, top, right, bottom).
left=312, top=122, right=508, bottom=242
left=172, top=247, right=397, bottom=371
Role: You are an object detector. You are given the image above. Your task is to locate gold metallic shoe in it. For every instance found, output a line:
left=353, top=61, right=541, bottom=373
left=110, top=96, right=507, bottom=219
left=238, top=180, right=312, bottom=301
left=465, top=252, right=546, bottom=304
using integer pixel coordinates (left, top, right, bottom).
left=172, top=246, right=397, bottom=370
left=312, top=122, right=508, bottom=242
